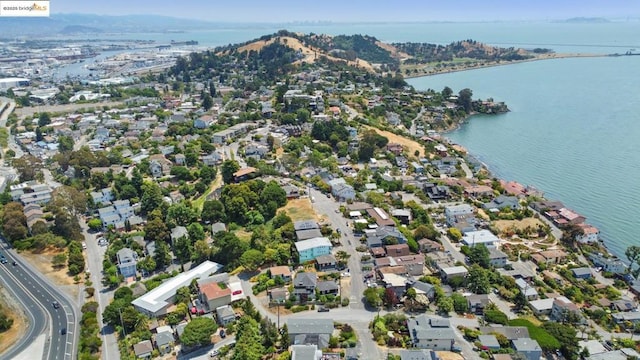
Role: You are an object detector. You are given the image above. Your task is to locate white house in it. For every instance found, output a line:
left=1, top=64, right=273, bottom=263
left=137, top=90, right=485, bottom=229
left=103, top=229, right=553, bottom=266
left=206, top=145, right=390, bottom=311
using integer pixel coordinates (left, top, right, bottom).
left=132, top=261, right=223, bottom=317
left=444, top=204, right=474, bottom=226
left=97, top=199, right=135, bottom=229
left=461, top=230, right=500, bottom=248
left=407, top=315, right=455, bottom=351
left=90, top=188, right=114, bottom=205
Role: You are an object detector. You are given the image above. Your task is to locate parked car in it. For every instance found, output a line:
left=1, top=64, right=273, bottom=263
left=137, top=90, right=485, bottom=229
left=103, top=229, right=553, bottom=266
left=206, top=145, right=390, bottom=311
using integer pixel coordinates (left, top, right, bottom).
left=317, top=307, right=330, bottom=312
left=220, top=329, right=226, bottom=338
left=232, top=290, right=242, bottom=295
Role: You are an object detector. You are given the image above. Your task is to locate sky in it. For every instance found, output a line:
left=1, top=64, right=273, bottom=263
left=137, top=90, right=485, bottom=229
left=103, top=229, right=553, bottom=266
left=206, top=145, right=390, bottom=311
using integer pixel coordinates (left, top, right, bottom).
left=51, top=0, right=640, bottom=23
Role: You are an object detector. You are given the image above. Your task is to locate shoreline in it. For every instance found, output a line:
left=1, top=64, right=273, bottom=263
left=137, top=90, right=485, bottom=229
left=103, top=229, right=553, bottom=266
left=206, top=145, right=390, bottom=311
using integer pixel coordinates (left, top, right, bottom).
left=438, top=113, right=624, bottom=264
left=403, top=52, right=608, bottom=79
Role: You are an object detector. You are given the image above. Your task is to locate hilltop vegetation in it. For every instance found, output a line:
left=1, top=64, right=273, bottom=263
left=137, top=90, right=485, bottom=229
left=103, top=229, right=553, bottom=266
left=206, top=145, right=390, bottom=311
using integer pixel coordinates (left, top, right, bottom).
left=396, top=39, right=533, bottom=64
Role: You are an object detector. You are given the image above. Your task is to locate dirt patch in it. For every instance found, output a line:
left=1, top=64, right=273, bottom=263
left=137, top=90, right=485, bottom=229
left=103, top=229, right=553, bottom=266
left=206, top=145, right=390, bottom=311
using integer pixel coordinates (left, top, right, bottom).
left=494, top=218, right=545, bottom=233
left=363, top=126, right=424, bottom=158
left=0, top=286, right=28, bottom=354
left=279, top=198, right=323, bottom=222
left=21, top=250, right=80, bottom=299
left=234, top=229, right=253, bottom=241
left=436, top=351, right=464, bottom=360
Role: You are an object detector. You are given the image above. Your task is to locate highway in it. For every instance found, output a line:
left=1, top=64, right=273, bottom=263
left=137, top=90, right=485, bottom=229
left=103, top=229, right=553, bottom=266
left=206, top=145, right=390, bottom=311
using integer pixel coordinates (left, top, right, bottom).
left=0, top=239, right=78, bottom=360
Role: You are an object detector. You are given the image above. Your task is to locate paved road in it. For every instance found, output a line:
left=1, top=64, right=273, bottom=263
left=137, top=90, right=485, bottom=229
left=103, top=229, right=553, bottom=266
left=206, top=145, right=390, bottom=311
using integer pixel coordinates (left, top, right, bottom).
left=81, top=220, right=120, bottom=360
left=458, top=157, right=474, bottom=179
left=0, top=99, right=25, bottom=158
left=0, top=238, right=78, bottom=360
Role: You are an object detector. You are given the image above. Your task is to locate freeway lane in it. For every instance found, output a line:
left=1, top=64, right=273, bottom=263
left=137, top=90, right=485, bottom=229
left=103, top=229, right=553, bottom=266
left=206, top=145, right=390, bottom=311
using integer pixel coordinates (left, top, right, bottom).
left=0, top=259, right=45, bottom=360
left=0, top=239, right=78, bottom=360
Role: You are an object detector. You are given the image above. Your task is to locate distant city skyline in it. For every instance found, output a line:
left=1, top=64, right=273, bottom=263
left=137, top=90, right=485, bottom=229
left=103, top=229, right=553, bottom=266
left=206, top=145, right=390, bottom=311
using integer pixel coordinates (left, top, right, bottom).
left=51, top=0, right=640, bottom=23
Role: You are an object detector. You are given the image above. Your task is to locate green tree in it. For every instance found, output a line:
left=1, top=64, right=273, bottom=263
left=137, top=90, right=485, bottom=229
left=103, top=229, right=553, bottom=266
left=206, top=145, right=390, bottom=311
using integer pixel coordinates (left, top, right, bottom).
left=175, top=286, right=192, bottom=305
left=467, top=264, right=491, bottom=294
left=625, top=245, right=640, bottom=277
left=173, top=236, right=193, bottom=265
left=468, top=244, right=491, bottom=268
left=232, top=316, right=265, bottom=360
left=38, top=112, right=51, bottom=127
left=484, top=308, right=508, bottom=325
left=240, top=249, right=265, bottom=272
left=221, top=160, right=240, bottom=184
left=187, top=223, right=205, bottom=242
left=140, top=182, right=164, bottom=215
left=457, top=88, right=473, bottom=113
left=437, top=296, right=454, bottom=314
left=144, top=216, right=169, bottom=243
left=181, top=317, right=218, bottom=347
left=212, top=232, right=248, bottom=267
left=58, top=135, right=75, bottom=152
left=153, top=241, right=172, bottom=269
left=542, top=322, right=579, bottom=360
left=451, top=293, right=469, bottom=314
left=166, top=203, right=198, bottom=227
left=447, top=228, right=462, bottom=241
left=201, top=200, right=225, bottom=223
left=87, top=218, right=103, bottom=231
left=363, top=287, right=384, bottom=308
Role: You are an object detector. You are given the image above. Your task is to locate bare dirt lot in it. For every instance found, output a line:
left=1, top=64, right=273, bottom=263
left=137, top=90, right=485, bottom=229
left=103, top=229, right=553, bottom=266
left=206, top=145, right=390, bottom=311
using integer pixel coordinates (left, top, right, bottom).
left=21, top=250, right=79, bottom=299
left=280, top=198, right=325, bottom=222
left=494, top=218, right=545, bottom=234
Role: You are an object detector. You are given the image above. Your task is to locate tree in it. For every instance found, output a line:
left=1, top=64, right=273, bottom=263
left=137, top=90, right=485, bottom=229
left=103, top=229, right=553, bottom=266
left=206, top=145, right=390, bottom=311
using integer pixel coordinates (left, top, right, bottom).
left=38, top=112, right=51, bottom=127
left=181, top=317, right=218, bottom=347
left=87, top=218, right=103, bottom=231
left=221, top=160, right=240, bottom=184
left=468, top=244, right=491, bottom=268
left=280, top=323, right=290, bottom=349
left=201, top=200, right=225, bottom=223
left=175, top=286, right=192, bottom=305
left=212, top=231, right=248, bottom=267
left=173, top=236, right=193, bottom=265
left=626, top=245, right=640, bottom=277
left=543, top=322, right=579, bottom=359
left=260, top=181, right=287, bottom=207
left=383, top=288, right=398, bottom=309
left=232, top=316, right=264, bottom=360
left=12, top=155, right=41, bottom=181
left=484, top=308, right=508, bottom=325
left=166, top=203, right=198, bottom=227
left=457, top=88, right=473, bottom=113
left=451, top=293, right=469, bottom=314
left=240, top=249, right=264, bottom=272
left=467, top=265, right=491, bottom=294
left=202, top=93, right=213, bottom=111
left=144, top=215, right=170, bottom=243
left=153, top=241, right=172, bottom=269
left=363, top=287, right=383, bottom=308
left=52, top=253, right=67, bottom=268
left=187, top=223, right=205, bottom=242
left=58, top=135, right=75, bottom=152
left=437, top=296, right=454, bottom=314
left=442, top=86, right=453, bottom=98
left=140, top=182, right=164, bottom=215
left=447, top=228, right=462, bottom=241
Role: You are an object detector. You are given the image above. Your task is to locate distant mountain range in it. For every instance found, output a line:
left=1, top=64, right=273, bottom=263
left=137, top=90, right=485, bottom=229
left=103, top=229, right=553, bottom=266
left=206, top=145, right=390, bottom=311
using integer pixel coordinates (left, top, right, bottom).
left=0, top=13, right=224, bottom=37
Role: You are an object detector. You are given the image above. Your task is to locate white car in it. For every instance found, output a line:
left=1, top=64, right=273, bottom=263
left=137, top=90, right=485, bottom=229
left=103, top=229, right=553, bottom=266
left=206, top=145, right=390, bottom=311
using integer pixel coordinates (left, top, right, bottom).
left=209, top=349, right=219, bottom=357
left=82, top=242, right=87, bottom=249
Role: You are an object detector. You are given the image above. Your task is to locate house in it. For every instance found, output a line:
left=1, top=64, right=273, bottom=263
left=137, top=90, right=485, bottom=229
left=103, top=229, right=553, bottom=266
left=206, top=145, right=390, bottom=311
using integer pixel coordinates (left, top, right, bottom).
left=367, top=226, right=407, bottom=248
left=331, top=182, right=356, bottom=201
left=515, top=278, right=538, bottom=300
left=317, top=280, right=339, bottom=296
left=174, top=153, right=186, bottom=165
left=296, top=228, right=323, bottom=241
left=291, top=344, right=323, bottom=360
left=315, top=254, right=337, bottom=271
left=483, top=195, right=521, bottom=211
left=464, top=184, right=494, bottom=198
left=116, top=248, right=138, bottom=278
left=391, top=209, right=412, bottom=225
left=550, top=297, right=582, bottom=323
left=528, top=298, right=556, bottom=316
left=133, top=340, right=153, bottom=359
left=531, top=249, right=568, bottom=265
left=589, top=253, right=628, bottom=274
left=287, top=318, right=334, bottom=348
left=199, top=281, right=231, bottom=312
left=233, top=167, right=258, bottom=182
left=440, top=266, right=468, bottom=281
left=170, top=226, right=188, bottom=245
left=512, top=338, right=542, bottom=360
left=444, top=204, right=474, bottom=227
left=269, top=266, right=292, bottom=282
left=90, top=187, right=114, bottom=205
left=418, top=239, right=443, bottom=253
left=295, top=237, right=332, bottom=263
left=154, top=326, right=175, bottom=355
left=283, top=185, right=300, bottom=199
left=467, top=294, right=491, bottom=315
left=132, top=261, right=223, bottom=317
left=477, top=335, right=501, bottom=351
left=210, top=222, right=226, bottom=237
left=294, top=220, right=319, bottom=231
left=293, top=272, right=317, bottom=302
left=612, top=299, right=637, bottom=312
left=194, top=115, right=215, bottom=129
left=202, top=152, right=223, bottom=166
left=488, top=247, right=508, bottom=268
left=424, top=183, right=450, bottom=201
left=366, top=207, right=396, bottom=227
left=269, top=287, right=288, bottom=304
left=408, top=280, right=436, bottom=301
left=216, top=305, right=236, bottom=326
left=399, top=349, right=440, bottom=360
left=575, top=224, right=599, bottom=244
left=407, top=315, right=455, bottom=351
left=461, top=230, right=500, bottom=248
left=381, top=273, right=409, bottom=298
left=385, top=244, right=411, bottom=257
left=571, top=267, right=592, bottom=279
left=612, top=311, right=640, bottom=325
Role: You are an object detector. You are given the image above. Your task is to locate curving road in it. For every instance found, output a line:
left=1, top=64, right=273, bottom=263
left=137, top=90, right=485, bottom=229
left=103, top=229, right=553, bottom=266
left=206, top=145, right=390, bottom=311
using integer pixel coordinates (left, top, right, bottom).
left=0, top=238, right=78, bottom=360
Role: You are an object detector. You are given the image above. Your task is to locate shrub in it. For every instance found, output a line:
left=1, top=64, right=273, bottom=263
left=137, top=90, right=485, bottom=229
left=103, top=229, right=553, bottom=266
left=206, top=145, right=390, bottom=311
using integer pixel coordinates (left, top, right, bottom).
left=508, top=319, right=560, bottom=351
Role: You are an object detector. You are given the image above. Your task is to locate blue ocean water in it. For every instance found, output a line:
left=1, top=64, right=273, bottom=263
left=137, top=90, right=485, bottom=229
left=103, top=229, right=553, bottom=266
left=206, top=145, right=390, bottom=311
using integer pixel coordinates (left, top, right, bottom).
left=60, top=20, right=640, bottom=258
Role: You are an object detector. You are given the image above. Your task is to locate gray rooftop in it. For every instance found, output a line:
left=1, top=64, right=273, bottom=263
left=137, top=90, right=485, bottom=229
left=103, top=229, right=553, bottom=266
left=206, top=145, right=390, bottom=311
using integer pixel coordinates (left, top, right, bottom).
left=287, top=318, right=334, bottom=335
left=512, top=337, right=542, bottom=352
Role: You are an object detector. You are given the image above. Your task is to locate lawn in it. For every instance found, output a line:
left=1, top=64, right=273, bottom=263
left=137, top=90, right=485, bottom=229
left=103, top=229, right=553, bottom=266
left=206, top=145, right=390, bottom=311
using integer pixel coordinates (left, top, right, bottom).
left=192, top=172, right=223, bottom=211
left=508, top=318, right=560, bottom=350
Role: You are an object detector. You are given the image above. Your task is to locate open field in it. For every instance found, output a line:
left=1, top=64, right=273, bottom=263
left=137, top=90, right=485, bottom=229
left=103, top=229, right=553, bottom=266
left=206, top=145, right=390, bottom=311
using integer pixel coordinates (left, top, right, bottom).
left=279, top=198, right=324, bottom=222
left=494, top=218, right=545, bottom=233
left=193, top=172, right=223, bottom=211
left=364, top=125, right=424, bottom=158
left=0, top=286, right=28, bottom=355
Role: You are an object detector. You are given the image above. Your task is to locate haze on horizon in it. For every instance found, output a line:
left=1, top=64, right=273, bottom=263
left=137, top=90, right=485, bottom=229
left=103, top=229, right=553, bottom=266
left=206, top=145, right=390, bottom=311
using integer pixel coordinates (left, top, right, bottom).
left=52, top=0, right=640, bottom=23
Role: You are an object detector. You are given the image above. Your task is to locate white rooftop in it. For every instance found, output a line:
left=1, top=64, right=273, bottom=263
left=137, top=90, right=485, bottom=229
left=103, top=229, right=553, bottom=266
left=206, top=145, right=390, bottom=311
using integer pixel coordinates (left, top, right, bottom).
left=462, top=230, right=500, bottom=247
left=294, top=237, right=332, bottom=252
left=132, top=261, right=223, bottom=314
